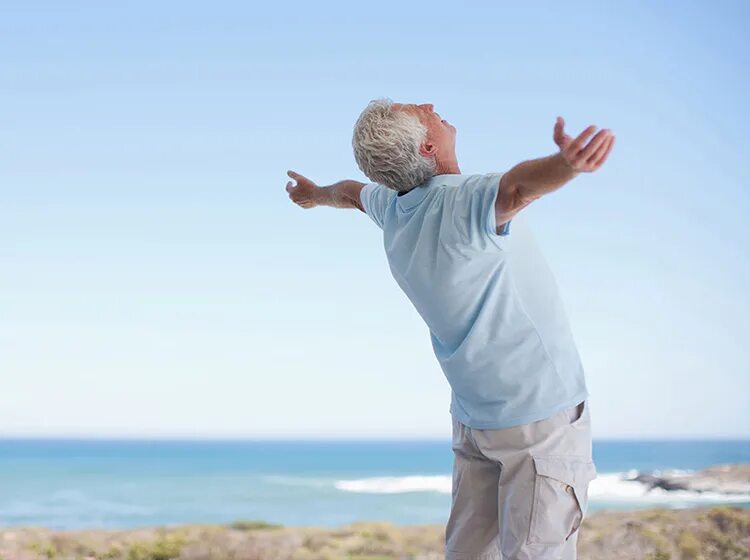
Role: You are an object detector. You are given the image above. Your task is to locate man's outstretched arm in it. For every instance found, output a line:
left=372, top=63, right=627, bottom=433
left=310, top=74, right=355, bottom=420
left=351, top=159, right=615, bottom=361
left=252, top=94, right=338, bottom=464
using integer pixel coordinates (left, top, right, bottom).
left=286, top=170, right=366, bottom=212
left=495, top=117, right=616, bottom=230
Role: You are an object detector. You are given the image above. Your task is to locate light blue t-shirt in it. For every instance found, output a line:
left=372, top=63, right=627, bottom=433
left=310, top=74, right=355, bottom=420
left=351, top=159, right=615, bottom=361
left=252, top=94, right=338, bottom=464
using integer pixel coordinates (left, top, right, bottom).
left=360, top=172, right=589, bottom=429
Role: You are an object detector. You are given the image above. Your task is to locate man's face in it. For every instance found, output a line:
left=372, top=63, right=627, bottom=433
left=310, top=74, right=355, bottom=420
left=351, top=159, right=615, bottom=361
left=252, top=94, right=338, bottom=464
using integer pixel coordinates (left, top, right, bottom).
left=393, top=102, right=456, bottom=160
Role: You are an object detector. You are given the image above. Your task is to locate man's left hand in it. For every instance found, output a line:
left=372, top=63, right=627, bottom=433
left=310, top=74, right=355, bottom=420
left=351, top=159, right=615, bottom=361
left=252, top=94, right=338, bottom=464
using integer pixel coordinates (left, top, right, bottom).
left=553, top=117, right=615, bottom=173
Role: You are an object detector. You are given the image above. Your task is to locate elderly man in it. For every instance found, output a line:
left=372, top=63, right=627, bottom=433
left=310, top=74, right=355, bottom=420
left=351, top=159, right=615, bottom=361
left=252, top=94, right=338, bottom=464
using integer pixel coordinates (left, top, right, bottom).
left=285, top=98, right=615, bottom=560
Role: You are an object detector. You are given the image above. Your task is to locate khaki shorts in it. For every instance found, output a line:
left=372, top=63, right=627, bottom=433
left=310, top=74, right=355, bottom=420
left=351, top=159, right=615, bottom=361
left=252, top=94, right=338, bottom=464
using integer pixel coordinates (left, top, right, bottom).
left=445, top=400, right=597, bottom=560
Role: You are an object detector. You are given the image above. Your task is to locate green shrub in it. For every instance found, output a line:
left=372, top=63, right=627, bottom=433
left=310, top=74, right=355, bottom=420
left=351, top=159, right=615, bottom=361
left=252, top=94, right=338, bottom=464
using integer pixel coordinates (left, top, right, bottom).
left=28, top=542, right=58, bottom=559
left=678, top=531, right=701, bottom=559
left=229, top=520, right=283, bottom=531
left=708, top=506, right=750, bottom=534
left=99, top=547, right=123, bottom=560
left=646, top=551, right=672, bottom=560
left=126, top=536, right=183, bottom=560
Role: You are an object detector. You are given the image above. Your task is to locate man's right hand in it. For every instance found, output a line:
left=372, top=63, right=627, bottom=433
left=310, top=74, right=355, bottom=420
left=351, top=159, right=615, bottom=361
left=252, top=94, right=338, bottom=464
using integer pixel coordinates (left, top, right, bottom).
left=553, top=117, right=615, bottom=173
left=286, top=171, right=367, bottom=211
left=286, top=170, right=320, bottom=209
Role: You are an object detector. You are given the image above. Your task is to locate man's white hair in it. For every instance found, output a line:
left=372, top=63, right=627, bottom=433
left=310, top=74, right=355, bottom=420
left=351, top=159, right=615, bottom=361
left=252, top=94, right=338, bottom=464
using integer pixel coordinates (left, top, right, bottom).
left=352, top=97, right=437, bottom=193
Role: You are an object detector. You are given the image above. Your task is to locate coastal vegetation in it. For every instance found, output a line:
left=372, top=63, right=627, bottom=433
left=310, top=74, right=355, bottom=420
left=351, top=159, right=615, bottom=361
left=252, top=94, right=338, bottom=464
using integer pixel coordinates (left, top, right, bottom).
left=1, top=506, right=748, bottom=560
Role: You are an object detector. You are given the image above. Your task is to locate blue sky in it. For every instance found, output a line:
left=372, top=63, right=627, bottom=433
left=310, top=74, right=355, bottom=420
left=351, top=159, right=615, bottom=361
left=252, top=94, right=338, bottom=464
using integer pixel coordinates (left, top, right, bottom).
left=2, top=1, right=748, bottom=439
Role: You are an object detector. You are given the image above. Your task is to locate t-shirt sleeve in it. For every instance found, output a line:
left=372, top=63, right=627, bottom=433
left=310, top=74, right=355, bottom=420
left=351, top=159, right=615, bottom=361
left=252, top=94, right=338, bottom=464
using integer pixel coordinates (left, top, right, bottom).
left=360, top=182, right=397, bottom=229
left=481, top=171, right=512, bottom=237
left=454, top=172, right=512, bottom=241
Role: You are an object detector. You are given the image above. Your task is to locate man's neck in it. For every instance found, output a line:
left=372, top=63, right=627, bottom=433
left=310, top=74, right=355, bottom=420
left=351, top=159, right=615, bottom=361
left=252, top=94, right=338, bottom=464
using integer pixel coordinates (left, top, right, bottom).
left=436, top=157, right=461, bottom=175
left=398, top=159, right=462, bottom=196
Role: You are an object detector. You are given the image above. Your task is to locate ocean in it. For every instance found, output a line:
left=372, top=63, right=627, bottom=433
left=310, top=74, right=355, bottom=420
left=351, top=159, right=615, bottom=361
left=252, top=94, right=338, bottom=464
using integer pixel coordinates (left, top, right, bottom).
left=0, top=439, right=748, bottom=530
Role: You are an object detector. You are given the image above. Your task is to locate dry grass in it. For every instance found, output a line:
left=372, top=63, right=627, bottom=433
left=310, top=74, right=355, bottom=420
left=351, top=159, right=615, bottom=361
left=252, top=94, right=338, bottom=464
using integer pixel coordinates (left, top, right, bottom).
left=0, top=506, right=747, bottom=560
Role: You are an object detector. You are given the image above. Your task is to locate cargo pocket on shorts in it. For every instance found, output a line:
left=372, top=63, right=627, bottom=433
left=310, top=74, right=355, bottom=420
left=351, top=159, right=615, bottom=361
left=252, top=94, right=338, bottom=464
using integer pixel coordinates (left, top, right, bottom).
left=526, top=455, right=597, bottom=546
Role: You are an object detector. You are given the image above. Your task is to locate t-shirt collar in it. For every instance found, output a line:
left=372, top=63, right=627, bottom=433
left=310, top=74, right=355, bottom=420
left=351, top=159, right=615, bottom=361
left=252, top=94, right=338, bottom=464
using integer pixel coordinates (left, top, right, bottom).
left=396, top=174, right=460, bottom=211
left=396, top=183, right=430, bottom=211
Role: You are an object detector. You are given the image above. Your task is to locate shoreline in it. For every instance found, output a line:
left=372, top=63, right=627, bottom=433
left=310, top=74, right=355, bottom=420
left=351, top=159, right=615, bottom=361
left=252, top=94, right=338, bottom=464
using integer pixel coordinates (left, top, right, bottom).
left=2, top=464, right=748, bottom=558
left=1, top=506, right=749, bottom=560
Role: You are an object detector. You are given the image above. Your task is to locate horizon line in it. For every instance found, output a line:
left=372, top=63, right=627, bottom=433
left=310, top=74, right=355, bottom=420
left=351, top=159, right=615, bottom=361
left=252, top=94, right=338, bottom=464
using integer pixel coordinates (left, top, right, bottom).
left=1, top=434, right=748, bottom=443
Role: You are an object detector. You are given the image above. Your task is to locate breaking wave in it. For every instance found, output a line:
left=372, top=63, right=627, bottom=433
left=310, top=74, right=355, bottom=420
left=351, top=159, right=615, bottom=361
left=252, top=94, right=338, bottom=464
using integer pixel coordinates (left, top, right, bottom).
left=335, top=475, right=451, bottom=494
left=333, top=471, right=750, bottom=504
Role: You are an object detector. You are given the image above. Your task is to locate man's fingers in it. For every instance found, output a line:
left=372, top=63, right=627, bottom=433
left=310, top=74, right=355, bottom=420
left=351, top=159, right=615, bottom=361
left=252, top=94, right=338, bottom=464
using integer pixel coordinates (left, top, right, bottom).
left=592, top=135, right=615, bottom=168
left=586, top=134, right=612, bottom=165
left=286, top=181, right=294, bottom=194
left=568, top=125, right=597, bottom=155
left=288, top=169, right=310, bottom=183
left=581, top=129, right=612, bottom=162
left=287, top=169, right=317, bottom=192
left=553, top=116, right=567, bottom=146
left=554, top=116, right=564, bottom=136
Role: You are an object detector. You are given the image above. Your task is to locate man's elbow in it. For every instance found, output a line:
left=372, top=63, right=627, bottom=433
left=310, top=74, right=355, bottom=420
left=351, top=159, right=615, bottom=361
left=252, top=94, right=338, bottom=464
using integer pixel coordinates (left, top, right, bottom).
left=496, top=173, right=538, bottom=225
left=498, top=173, right=518, bottom=204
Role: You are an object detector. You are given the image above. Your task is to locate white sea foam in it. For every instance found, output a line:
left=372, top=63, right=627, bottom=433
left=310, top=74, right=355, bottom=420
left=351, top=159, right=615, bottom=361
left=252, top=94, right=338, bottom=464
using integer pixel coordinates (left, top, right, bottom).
left=333, top=472, right=750, bottom=504
left=335, top=475, right=452, bottom=494
left=589, top=473, right=750, bottom=504
left=262, top=475, right=333, bottom=488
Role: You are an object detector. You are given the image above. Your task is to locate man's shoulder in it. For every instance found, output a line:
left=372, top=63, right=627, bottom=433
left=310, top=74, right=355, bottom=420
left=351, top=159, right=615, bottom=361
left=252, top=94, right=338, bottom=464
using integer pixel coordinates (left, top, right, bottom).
left=431, top=172, right=501, bottom=188
left=431, top=172, right=485, bottom=184
left=431, top=173, right=501, bottom=202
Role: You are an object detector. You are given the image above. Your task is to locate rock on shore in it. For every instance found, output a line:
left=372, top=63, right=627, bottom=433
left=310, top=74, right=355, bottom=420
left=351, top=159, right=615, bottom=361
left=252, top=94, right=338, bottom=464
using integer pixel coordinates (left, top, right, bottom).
left=630, top=463, right=750, bottom=495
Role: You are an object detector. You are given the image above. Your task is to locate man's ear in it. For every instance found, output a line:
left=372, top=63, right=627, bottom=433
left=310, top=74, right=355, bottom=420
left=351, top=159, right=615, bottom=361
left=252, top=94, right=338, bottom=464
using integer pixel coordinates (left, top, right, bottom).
left=419, top=141, right=437, bottom=158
